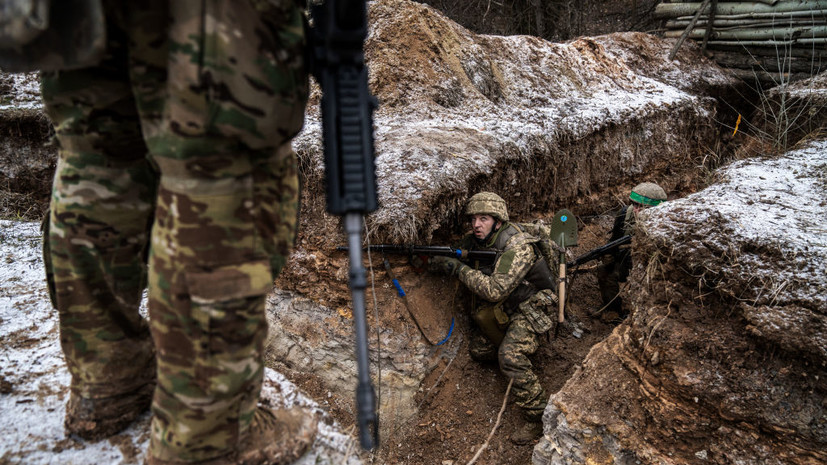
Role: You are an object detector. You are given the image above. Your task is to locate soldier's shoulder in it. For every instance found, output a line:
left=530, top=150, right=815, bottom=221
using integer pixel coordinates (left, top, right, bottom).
left=516, top=221, right=552, bottom=239
left=504, top=231, right=538, bottom=254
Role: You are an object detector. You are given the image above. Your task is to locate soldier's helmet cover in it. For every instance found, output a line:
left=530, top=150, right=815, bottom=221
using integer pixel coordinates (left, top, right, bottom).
left=465, top=192, right=509, bottom=222
left=630, top=182, right=667, bottom=206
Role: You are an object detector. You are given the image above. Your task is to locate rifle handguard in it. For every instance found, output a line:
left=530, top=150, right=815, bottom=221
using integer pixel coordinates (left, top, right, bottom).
left=567, top=235, right=632, bottom=268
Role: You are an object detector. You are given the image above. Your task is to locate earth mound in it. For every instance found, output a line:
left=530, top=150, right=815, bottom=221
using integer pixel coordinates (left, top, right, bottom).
left=535, top=139, right=827, bottom=464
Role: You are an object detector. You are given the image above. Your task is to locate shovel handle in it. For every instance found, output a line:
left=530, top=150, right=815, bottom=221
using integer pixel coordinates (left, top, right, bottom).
left=558, top=263, right=566, bottom=323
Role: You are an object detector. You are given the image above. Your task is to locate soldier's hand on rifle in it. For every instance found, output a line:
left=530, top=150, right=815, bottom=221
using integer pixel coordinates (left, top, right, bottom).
left=430, top=256, right=462, bottom=276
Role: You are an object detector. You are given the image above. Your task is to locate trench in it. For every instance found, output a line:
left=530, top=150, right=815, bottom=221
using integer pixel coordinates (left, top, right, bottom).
left=264, top=82, right=782, bottom=463
left=0, top=69, right=814, bottom=464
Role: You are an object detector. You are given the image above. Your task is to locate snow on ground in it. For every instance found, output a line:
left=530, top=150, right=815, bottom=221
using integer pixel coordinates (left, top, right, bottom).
left=644, top=139, right=827, bottom=304
left=0, top=220, right=363, bottom=464
left=0, top=73, right=42, bottom=111
left=294, top=1, right=738, bottom=242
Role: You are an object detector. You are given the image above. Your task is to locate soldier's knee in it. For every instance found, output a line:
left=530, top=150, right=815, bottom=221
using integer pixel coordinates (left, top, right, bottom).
left=498, top=347, right=524, bottom=375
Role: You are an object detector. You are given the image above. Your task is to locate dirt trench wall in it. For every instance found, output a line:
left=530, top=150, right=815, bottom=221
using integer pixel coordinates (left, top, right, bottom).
left=0, top=74, right=54, bottom=220
left=534, top=141, right=827, bottom=464
left=737, top=72, right=827, bottom=159
left=266, top=266, right=462, bottom=438
left=277, top=0, right=743, bottom=443
left=293, top=0, right=742, bottom=245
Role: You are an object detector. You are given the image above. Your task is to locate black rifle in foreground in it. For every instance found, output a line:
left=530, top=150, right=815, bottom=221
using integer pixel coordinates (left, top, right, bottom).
left=309, top=0, right=378, bottom=450
left=567, top=235, right=632, bottom=268
left=337, top=245, right=498, bottom=265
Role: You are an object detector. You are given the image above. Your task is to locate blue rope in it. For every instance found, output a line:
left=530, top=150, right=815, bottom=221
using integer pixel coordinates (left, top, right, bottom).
left=391, top=279, right=406, bottom=297
left=435, top=317, right=455, bottom=346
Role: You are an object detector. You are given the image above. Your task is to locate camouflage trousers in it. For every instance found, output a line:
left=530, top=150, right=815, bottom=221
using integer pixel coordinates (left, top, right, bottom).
left=41, top=0, right=307, bottom=461
left=469, top=314, right=547, bottom=422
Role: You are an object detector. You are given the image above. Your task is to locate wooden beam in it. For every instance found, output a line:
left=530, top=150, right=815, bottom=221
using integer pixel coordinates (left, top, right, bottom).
left=655, top=1, right=827, bottom=19
left=708, top=50, right=825, bottom=72
left=663, top=24, right=827, bottom=40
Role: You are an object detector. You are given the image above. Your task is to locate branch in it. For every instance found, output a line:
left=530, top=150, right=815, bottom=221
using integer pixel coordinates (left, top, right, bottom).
left=466, top=378, right=514, bottom=465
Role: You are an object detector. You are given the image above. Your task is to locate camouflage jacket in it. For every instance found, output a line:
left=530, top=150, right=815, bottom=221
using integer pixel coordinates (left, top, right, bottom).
left=456, top=222, right=555, bottom=313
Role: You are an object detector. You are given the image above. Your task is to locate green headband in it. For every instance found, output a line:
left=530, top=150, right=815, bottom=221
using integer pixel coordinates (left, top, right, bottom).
left=630, top=191, right=663, bottom=206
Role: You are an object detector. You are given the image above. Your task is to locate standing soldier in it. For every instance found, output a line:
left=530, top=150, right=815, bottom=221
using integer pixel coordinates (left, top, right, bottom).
left=429, top=192, right=557, bottom=445
left=25, top=1, right=316, bottom=464
left=595, top=182, right=667, bottom=322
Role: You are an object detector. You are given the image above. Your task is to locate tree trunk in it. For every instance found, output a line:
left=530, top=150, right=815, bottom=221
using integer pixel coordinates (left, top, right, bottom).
left=531, top=0, right=545, bottom=38
left=664, top=24, right=827, bottom=40
left=655, top=0, right=827, bottom=19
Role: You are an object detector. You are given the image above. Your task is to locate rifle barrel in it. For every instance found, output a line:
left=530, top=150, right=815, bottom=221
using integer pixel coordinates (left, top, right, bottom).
left=343, top=214, right=377, bottom=451
left=337, top=245, right=497, bottom=263
left=568, top=235, right=632, bottom=268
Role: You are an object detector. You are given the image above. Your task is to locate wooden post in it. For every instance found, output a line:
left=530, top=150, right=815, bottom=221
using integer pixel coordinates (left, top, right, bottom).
left=702, top=0, right=719, bottom=53
left=669, top=0, right=712, bottom=60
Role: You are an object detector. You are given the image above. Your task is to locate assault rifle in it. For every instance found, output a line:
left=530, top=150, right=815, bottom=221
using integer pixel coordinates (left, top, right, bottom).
left=567, top=235, right=632, bottom=268
left=309, top=0, right=378, bottom=450
left=337, top=245, right=498, bottom=265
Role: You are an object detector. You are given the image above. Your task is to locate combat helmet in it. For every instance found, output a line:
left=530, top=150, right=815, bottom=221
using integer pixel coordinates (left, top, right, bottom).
left=465, top=192, right=509, bottom=222
left=630, top=182, right=667, bottom=207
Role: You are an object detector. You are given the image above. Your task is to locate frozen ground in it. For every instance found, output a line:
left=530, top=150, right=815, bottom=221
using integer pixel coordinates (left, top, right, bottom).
left=0, top=221, right=364, bottom=464
left=644, top=139, right=827, bottom=304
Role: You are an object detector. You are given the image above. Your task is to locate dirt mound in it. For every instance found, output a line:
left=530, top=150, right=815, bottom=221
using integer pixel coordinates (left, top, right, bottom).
left=535, top=141, right=827, bottom=464
left=0, top=73, right=54, bottom=221
left=292, top=0, right=741, bottom=245
left=273, top=2, right=751, bottom=463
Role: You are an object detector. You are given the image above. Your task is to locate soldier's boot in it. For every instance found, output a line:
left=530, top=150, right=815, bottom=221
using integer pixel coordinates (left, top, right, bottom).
left=65, top=382, right=155, bottom=441
left=145, top=406, right=318, bottom=465
left=510, top=421, right=543, bottom=445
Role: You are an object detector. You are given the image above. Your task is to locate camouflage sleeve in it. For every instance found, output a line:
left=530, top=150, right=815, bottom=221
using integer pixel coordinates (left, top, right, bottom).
left=456, top=242, right=535, bottom=302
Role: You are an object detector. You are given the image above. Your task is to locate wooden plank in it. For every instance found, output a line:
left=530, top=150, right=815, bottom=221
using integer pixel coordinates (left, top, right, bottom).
left=707, top=43, right=827, bottom=57
left=666, top=18, right=827, bottom=29
left=664, top=24, right=827, bottom=40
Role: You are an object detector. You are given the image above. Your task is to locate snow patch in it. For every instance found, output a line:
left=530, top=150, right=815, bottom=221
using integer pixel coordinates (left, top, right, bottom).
left=0, top=220, right=363, bottom=464
left=645, top=140, right=827, bottom=304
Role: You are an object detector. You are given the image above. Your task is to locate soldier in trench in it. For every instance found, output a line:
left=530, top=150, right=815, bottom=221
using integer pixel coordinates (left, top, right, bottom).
left=428, top=192, right=558, bottom=445
left=26, top=1, right=317, bottom=464
left=593, top=182, right=668, bottom=322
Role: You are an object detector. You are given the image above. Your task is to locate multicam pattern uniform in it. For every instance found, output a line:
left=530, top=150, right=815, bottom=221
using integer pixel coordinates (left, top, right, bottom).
left=41, top=0, right=308, bottom=461
left=455, top=223, right=556, bottom=421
